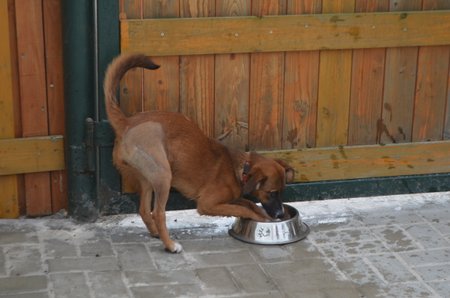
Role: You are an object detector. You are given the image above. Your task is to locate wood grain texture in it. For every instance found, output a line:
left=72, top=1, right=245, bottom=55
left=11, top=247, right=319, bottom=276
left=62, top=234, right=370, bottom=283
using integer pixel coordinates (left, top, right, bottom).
left=142, top=0, right=179, bottom=113
left=380, top=0, right=422, bottom=144
left=0, top=136, right=65, bottom=175
left=121, top=11, right=450, bottom=55
left=214, top=0, right=250, bottom=150
left=249, top=0, right=286, bottom=151
left=120, top=0, right=143, bottom=117
left=316, top=0, right=355, bottom=147
left=43, top=0, right=67, bottom=213
left=413, top=0, right=450, bottom=142
left=15, top=0, right=52, bottom=216
left=120, top=0, right=143, bottom=193
left=283, top=0, right=321, bottom=149
left=0, top=0, right=19, bottom=218
left=262, top=141, right=450, bottom=182
left=180, top=0, right=215, bottom=137
left=348, top=0, right=389, bottom=145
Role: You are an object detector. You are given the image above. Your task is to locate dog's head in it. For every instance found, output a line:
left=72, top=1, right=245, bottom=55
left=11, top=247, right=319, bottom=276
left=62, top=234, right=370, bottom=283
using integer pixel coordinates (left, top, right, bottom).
left=242, top=153, right=295, bottom=219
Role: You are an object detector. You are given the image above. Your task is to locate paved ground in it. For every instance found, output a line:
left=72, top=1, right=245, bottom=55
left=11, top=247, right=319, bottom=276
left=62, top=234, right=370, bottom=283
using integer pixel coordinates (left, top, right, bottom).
left=0, top=192, right=449, bottom=298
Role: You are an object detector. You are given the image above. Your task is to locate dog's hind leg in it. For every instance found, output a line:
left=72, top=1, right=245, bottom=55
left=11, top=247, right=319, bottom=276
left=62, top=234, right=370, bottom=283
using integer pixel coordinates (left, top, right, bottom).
left=139, top=183, right=159, bottom=237
left=123, top=144, right=182, bottom=253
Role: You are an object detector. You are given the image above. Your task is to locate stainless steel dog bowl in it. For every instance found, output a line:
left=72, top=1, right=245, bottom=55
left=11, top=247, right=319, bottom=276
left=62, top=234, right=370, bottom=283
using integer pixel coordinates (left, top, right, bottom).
left=229, top=204, right=309, bottom=245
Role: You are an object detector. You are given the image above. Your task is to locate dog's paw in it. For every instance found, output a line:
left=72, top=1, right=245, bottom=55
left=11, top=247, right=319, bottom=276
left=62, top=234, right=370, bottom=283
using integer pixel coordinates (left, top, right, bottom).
left=166, top=242, right=183, bottom=253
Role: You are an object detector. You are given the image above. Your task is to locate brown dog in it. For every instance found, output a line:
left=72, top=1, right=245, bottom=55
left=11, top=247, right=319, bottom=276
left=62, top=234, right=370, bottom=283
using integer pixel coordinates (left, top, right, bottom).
left=104, top=54, right=295, bottom=253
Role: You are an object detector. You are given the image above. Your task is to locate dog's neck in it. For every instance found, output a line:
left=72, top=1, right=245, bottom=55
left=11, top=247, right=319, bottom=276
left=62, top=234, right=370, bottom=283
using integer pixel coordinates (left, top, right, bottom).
left=229, top=150, right=251, bottom=185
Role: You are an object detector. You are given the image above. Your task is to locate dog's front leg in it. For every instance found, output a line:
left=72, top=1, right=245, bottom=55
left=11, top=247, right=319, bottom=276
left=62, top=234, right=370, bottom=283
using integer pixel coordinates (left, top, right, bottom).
left=197, top=198, right=269, bottom=222
left=231, top=198, right=271, bottom=220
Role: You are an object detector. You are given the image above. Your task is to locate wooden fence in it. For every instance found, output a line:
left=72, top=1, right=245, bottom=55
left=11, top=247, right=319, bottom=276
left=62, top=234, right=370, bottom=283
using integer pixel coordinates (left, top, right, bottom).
left=1, top=0, right=450, bottom=217
left=119, top=0, right=450, bottom=188
left=0, top=0, right=66, bottom=218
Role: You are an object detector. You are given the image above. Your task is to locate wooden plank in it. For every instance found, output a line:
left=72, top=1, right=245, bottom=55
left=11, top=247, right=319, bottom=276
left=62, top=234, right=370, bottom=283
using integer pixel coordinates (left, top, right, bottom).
left=142, top=0, right=179, bottom=113
left=380, top=0, right=422, bottom=144
left=248, top=0, right=286, bottom=151
left=120, top=0, right=142, bottom=193
left=43, top=0, right=67, bottom=213
left=0, top=136, right=65, bottom=176
left=316, top=0, right=354, bottom=147
left=348, top=0, right=389, bottom=145
left=214, top=0, right=250, bottom=150
left=282, top=0, right=321, bottom=149
left=120, top=10, right=450, bottom=56
left=262, top=141, right=450, bottom=183
left=0, top=0, right=19, bottom=218
left=15, top=0, right=52, bottom=216
left=179, top=1, right=215, bottom=137
left=413, top=0, right=450, bottom=142
left=120, top=0, right=143, bottom=117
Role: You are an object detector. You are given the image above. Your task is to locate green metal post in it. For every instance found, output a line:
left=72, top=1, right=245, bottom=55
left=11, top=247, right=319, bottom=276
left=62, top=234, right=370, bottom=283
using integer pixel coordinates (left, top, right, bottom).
left=61, top=0, right=98, bottom=221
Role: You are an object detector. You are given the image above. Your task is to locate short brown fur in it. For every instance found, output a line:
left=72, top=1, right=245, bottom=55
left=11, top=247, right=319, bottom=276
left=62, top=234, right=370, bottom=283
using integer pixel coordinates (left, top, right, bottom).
left=104, top=54, right=294, bottom=253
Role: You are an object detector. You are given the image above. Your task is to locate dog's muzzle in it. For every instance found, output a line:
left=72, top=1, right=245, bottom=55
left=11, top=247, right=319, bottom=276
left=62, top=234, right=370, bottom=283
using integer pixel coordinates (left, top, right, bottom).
left=261, top=191, right=285, bottom=219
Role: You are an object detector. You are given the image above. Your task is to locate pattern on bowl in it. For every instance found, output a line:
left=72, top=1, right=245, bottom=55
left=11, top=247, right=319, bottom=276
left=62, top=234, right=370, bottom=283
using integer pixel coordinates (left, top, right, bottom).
left=229, top=204, right=310, bottom=245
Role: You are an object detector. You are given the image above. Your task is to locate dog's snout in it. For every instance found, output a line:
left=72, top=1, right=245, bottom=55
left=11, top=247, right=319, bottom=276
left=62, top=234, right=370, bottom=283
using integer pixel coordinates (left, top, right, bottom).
left=273, top=209, right=285, bottom=219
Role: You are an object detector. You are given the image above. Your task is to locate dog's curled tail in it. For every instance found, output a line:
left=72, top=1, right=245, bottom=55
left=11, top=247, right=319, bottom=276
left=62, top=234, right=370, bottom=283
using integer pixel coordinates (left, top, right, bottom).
left=103, top=53, right=160, bottom=135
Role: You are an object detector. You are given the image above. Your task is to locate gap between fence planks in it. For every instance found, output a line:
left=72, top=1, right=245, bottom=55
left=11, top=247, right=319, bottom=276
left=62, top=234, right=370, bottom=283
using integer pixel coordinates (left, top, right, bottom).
left=121, top=10, right=450, bottom=56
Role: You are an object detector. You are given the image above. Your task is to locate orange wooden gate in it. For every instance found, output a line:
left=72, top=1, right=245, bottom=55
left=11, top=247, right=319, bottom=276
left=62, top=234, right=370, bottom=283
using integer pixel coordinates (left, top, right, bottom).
left=0, top=0, right=66, bottom=218
left=118, top=0, right=450, bottom=188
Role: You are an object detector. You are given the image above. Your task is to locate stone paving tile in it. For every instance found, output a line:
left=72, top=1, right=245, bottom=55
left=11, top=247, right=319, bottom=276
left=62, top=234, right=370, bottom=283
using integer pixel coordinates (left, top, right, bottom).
left=381, top=281, right=436, bottom=297
left=354, top=210, right=426, bottom=227
left=195, top=266, right=240, bottom=296
left=430, top=220, right=450, bottom=236
left=110, top=229, right=154, bottom=243
left=0, top=232, right=38, bottom=245
left=427, top=280, right=450, bottom=298
left=312, top=227, right=378, bottom=244
left=371, top=225, right=420, bottom=252
left=88, top=271, right=129, bottom=298
left=332, top=256, right=385, bottom=285
left=283, top=240, right=323, bottom=260
left=125, top=269, right=199, bottom=286
left=5, top=245, right=42, bottom=276
left=263, top=260, right=363, bottom=297
left=43, top=239, right=78, bottom=258
left=0, top=275, right=47, bottom=295
left=417, top=206, right=450, bottom=224
left=80, top=240, right=114, bottom=257
left=0, top=247, right=6, bottom=276
left=413, top=263, right=450, bottom=282
left=185, top=249, right=256, bottom=267
left=0, top=292, right=48, bottom=298
left=1, top=193, right=450, bottom=297
left=365, top=254, right=418, bottom=283
left=228, top=264, right=279, bottom=294
left=319, top=239, right=389, bottom=258
left=49, top=272, right=90, bottom=298
left=130, top=284, right=203, bottom=298
left=404, top=223, right=450, bottom=249
left=114, top=243, right=155, bottom=271
left=150, top=245, right=194, bottom=271
left=399, top=248, right=450, bottom=267
left=179, top=237, right=249, bottom=253
left=47, top=256, right=119, bottom=272
left=249, top=245, right=292, bottom=263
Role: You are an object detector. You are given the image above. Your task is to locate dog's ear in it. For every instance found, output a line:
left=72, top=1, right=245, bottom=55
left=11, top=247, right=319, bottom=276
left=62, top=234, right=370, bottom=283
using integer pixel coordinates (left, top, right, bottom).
left=243, top=169, right=266, bottom=196
left=275, top=159, right=295, bottom=183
